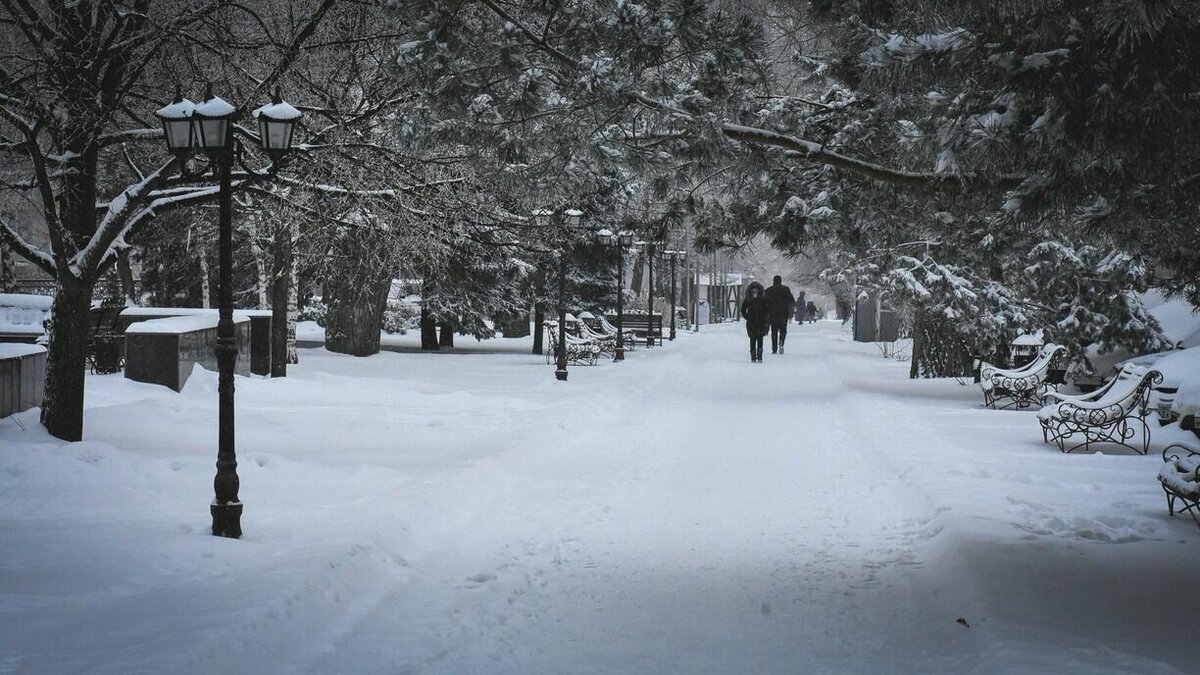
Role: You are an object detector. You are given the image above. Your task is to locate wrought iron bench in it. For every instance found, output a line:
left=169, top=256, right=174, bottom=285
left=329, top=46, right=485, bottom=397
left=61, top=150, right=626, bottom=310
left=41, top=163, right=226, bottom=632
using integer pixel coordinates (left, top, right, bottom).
left=1159, top=442, right=1200, bottom=527
left=979, top=343, right=1067, bottom=410
left=575, top=320, right=620, bottom=358
left=596, top=315, right=636, bottom=350
left=85, top=303, right=126, bottom=374
left=1037, top=367, right=1162, bottom=454
left=544, top=321, right=600, bottom=366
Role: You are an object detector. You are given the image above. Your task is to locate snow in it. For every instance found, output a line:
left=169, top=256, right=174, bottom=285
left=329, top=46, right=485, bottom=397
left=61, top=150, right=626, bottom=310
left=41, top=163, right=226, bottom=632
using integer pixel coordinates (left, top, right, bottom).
left=252, top=100, right=302, bottom=121
left=124, top=314, right=249, bottom=335
left=3, top=322, right=1200, bottom=673
left=155, top=98, right=195, bottom=120
left=0, top=343, right=45, bottom=359
left=193, top=95, right=236, bottom=118
left=0, top=293, right=50, bottom=336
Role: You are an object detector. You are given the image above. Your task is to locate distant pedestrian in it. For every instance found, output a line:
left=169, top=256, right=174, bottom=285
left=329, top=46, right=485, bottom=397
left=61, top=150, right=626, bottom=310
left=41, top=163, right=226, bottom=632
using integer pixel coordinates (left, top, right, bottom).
left=763, top=275, right=795, bottom=355
left=806, top=300, right=818, bottom=323
left=740, top=281, right=768, bottom=362
left=795, top=291, right=806, bottom=324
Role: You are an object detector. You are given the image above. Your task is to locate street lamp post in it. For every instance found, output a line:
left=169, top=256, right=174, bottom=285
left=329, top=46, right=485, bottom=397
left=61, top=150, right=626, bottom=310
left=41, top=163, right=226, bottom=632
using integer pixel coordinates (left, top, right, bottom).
left=598, top=229, right=633, bottom=361
left=156, top=86, right=302, bottom=538
left=645, top=243, right=657, bottom=347
left=535, top=209, right=582, bottom=381
left=667, top=250, right=687, bottom=341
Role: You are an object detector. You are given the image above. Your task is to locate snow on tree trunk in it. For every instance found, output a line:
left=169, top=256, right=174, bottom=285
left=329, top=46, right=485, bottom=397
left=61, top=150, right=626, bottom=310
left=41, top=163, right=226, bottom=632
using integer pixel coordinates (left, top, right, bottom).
left=249, top=224, right=269, bottom=309
left=1, top=244, right=16, bottom=292
left=286, top=225, right=299, bottom=365
left=198, top=246, right=211, bottom=309
left=116, top=249, right=137, bottom=306
left=909, top=308, right=974, bottom=379
left=41, top=279, right=93, bottom=441
left=270, top=223, right=292, bottom=377
left=325, top=263, right=390, bottom=357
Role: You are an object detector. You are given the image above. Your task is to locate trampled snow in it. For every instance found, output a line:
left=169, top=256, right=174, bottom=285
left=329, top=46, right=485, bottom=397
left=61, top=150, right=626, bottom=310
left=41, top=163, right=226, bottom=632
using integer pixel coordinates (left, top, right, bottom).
left=2, top=322, right=1198, bottom=673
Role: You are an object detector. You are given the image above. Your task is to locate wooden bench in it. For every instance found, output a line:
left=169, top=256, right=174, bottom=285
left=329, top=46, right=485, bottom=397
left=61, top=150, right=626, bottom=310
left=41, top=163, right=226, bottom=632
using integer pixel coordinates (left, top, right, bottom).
left=86, top=304, right=125, bottom=374
left=979, top=343, right=1066, bottom=410
left=1159, top=442, right=1200, bottom=527
left=608, top=312, right=663, bottom=346
left=544, top=321, right=600, bottom=366
left=1037, top=367, right=1162, bottom=454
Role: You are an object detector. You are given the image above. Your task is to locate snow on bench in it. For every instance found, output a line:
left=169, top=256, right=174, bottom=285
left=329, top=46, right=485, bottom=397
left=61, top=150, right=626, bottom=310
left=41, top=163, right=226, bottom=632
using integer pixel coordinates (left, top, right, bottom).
left=979, top=343, right=1066, bottom=410
left=1159, top=443, right=1200, bottom=527
left=1037, top=366, right=1162, bottom=455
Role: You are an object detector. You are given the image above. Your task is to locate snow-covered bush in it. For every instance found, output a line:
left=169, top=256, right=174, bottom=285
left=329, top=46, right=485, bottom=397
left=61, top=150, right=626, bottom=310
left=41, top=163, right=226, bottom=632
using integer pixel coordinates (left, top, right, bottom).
left=298, top=300, right=328, bottom=328
left=381, top=302, right=418, bottom=335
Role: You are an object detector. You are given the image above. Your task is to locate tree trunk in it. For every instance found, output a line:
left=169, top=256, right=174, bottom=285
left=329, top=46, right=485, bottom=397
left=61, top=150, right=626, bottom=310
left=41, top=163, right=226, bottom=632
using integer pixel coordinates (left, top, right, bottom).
left=286, top=221, right=299, bottom=364
left=269, top=223, right=292, bottom=377
left=532, top=267, right=545, bottom=354
left=198, top=246, right=212, bottom=309
left=115, top=249, right=137, bottom=305
left=324, top=263, right=390, bottom=357
left=41, top=278, right=94, bottom=441
left=909, top=308, right=973, bottom=378
left=0, top=243, right=15, bottom=292
left=630, top=252, right=645, bottom=296
left=250, top=229, right=269, bottom=308
left=439, top=322, right=455, bottom=348
left=420, top=279, right=438, bottom=350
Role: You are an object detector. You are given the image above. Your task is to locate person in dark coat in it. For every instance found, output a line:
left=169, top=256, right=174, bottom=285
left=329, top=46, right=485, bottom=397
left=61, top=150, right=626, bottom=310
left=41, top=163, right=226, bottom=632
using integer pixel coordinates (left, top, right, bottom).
left=795, top=290, right=806, bottom=324
left=763, top=275, right=795, bottom=355
left=806, top=300, right=818, bottom=323
left=740, top=281, right=769, bottom=362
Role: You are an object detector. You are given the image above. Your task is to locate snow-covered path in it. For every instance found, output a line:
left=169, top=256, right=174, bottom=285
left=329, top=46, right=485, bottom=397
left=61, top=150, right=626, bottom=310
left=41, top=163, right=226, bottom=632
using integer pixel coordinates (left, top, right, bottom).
left=308, top=325, right=966, bottom=674
left=3, top=321, right=1199, bottom=674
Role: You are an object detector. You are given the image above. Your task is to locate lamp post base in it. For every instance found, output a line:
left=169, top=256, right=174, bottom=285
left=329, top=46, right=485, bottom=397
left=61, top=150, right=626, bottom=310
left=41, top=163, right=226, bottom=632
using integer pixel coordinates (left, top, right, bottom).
left=211, top=500, right=243, bottom=538
left=555, top=368, right=568, bottom=381
left=614, top=347, right=625, bottom=361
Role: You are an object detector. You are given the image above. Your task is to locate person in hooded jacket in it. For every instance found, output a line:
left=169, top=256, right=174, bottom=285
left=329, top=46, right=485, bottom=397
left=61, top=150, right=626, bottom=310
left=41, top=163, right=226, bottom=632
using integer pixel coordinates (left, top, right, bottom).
left=763, top=275, right=795, bottom=355
left=740, top=281, right=769, bottom=362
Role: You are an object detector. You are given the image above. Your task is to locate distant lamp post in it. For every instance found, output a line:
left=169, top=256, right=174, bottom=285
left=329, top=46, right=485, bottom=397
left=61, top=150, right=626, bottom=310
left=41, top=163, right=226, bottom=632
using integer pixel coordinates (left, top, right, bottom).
left=155, top=84, right=302, bottom=539
left=667, top=249, right=687, bottom=341
left=642, top=241, right=663, bottom=347
left=535, top=209, right=584, bottom=381
left=598, top=229, right=633, bottom=361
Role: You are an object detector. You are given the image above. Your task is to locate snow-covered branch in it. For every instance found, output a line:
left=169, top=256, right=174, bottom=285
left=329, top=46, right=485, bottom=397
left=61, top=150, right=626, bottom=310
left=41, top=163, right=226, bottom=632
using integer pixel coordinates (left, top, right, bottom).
left=0, top=217, right=56, bottom=277
left=720, top=123, right=1025, bottom=192
left=73, top=157, right=180, bottom=277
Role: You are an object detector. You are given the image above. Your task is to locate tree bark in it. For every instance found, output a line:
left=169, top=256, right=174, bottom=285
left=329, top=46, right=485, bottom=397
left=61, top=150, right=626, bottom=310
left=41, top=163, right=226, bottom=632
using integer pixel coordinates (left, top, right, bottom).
left=116, top=249, right=137, bottom=305
left=270, top=222, right=292, bottom=377
left=420, top=278, right=438, bottom=350
left=41, top=279, right=94, bottom=441
left=286, top=221, right=299, bottom=364
left=198, top=245, right=212, bottom=309
left=532, top=267, right=545, bottom=354
left=324, top=263, right=390, bottom=357
left=439, top=322, right=455, bottom=348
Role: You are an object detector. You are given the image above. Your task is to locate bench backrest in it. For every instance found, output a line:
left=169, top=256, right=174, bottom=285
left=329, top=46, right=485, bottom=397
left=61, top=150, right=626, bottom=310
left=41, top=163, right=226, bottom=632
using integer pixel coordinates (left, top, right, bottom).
left=1059, top=368, right=1162, bottom=422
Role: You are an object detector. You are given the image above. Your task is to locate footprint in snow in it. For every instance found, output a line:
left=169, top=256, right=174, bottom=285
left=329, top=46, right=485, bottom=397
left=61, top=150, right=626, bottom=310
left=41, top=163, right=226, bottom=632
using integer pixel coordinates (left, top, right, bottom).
left=468, top=573, right=497, bottom=584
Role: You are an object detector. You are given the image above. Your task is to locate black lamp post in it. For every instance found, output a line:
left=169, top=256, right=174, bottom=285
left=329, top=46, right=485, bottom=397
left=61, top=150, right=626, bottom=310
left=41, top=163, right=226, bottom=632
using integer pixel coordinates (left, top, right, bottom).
left=535, top=208, right=582, bottom=381
left=156, top=85, right=301, bottom=538
left=598, top=229, right=633, bottom=361
left=667, top=249, right=687, bottom=341
left=644, top=242, right=658, bottom=347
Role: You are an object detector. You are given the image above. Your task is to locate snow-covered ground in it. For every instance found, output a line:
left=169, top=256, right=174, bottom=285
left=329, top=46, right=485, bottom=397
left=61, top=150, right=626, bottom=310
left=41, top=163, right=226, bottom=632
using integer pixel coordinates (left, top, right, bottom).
left=2, top=321, right=1199, bottom=674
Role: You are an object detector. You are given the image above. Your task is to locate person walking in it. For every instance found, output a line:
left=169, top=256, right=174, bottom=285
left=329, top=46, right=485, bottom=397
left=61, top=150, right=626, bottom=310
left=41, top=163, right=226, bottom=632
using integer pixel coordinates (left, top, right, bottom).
left=806, top=300, right=818, bottom=324
left=763, top=275, right=795, bottom=355
left=795, top=290, right=807, bottom=324
left=740, top=281, right=769, bottom=362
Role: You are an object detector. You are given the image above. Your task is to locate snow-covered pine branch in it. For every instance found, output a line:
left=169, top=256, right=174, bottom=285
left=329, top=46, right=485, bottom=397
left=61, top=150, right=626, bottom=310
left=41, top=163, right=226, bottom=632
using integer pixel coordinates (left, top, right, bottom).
left=721, top=124, right=1026, bottom=192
